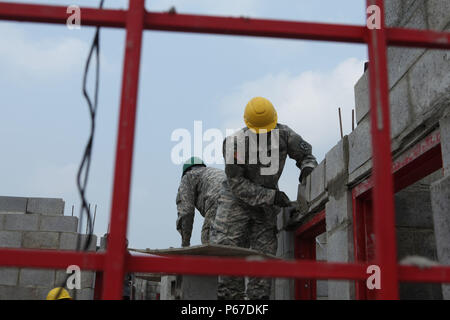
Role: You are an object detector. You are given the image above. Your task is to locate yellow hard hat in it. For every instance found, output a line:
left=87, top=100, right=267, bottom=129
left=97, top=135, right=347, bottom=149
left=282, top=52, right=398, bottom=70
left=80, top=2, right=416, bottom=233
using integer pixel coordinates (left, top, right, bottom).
left=244, top=97, right=278, bottom=133
left=46, top=287, right=72, bottom=300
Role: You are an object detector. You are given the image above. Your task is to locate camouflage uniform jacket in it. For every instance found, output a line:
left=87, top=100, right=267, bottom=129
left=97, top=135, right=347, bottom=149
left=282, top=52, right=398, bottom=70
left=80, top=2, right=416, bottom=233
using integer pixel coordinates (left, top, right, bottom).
left=222, top=123, right=318, bottom=208
left=176, top=166, right=226, bottom=243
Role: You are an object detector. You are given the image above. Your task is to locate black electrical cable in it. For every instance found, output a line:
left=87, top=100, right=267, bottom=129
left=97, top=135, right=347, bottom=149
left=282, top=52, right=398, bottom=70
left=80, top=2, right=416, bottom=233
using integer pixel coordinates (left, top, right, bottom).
left=55, top=0, right=105, bottom=300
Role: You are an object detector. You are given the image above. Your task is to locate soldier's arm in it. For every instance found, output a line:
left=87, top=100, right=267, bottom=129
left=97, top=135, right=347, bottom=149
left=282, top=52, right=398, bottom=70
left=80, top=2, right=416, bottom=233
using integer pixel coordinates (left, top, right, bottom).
left=223, top=136, right=276, bottom=207
left=176, top=174, right=196, bottom=246
left=286, top=126, right=318, bottom=170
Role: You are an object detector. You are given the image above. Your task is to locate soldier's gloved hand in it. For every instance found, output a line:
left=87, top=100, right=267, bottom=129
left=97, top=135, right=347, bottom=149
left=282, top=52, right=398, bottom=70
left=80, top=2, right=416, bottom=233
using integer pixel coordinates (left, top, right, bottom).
left=299, top=167, right=314, bottom=184
left=274, top=191, right=291, bottom=207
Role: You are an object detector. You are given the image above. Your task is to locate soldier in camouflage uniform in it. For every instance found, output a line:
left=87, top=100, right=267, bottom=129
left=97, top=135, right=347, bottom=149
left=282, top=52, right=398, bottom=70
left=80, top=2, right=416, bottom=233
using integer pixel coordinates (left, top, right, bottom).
left=176, top=157, right=227, bottom=247
left=211, top=97, right=318, bottom=300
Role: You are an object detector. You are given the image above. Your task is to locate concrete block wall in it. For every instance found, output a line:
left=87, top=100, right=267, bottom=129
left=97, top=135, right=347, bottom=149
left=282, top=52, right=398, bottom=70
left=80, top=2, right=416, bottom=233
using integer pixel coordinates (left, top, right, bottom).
left=0, top=196, right=97, bottom=300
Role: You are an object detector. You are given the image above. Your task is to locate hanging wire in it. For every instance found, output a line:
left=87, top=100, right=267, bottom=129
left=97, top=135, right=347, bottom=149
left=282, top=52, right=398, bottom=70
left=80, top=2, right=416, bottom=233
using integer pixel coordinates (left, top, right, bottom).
left=56, top=0, right=105, bottom=300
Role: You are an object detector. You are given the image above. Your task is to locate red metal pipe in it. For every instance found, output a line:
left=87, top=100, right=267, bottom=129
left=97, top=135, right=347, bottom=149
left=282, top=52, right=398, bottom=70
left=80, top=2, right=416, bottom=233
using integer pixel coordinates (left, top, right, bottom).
left=102, top=0, right=145, bottom=300
left=127, top=254, right=369, bottom=281
left=366, top=0, right=399, bottom=300
left=0, top=2, right=126, bottom=28
left=0, top=248, right=104, bottom=270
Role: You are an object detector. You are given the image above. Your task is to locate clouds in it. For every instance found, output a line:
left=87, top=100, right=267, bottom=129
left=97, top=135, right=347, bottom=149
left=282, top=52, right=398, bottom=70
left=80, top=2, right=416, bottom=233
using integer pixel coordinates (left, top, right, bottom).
left=219, top=57, right=365, bottom=161
left=0, top=23, right=88, bottom=81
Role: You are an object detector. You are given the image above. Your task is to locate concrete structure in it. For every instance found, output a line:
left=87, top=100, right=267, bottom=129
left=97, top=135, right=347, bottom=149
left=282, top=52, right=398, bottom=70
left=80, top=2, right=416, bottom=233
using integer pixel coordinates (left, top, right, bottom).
left=275, top=0, right=450, bottom=300
left=0, top=196, right=97, bottom=300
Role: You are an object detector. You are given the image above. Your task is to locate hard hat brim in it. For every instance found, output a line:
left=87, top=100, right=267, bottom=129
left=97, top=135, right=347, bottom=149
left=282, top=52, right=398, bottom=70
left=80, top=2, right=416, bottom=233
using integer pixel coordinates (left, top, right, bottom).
left=244, top=113, right=278, bottom=134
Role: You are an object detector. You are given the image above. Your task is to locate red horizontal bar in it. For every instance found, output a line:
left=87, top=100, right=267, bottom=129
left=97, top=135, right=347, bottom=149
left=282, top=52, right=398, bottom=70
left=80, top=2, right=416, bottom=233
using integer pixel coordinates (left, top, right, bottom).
left=0, top=248, right=105, bottom=270
left=0, top=2, right=126, bottom=28
left=1, top=2, right=449, bottom=49
left=127, top=254, right=369, bottom=280
left=295, top=210, right=326, bottom=237
left=144, top=12, right=367, bottom=43
left=387, top=27, right=450, bottom=50
left=399, top=265, right=450, bottom=284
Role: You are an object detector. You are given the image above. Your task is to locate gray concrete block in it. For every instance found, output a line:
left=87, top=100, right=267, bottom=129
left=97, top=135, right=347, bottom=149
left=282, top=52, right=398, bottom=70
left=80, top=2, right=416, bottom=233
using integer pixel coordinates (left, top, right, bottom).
left=385, top=0, right=402, bottom=27
left=317, top=280, right=328, bottom=298
left=389, top=77, right=412, bottom=139
left=22, top=231, right=59, bottom=249
left=180, top=275, right=217, bottom=300
left=326, top=223, right=353, bottom=263
left=325, top=192, right=353, bottom=233
left=27, top=197, right=64, bottom=215
left=441, top=115, right=450, bottom=175
left=395, top=185, right=434, bottom=229
left=0, top=285, right=50, bottom=300
left=0, top=231, right=22, bottom=248
left=316, top=233, right=327, bottom=261
left=19, top=268, right=55, bottom=288
left=0, top=268, right=19, bottom=286
left=40, top=215, right=78, bottom=232
left=328, top=280, right=354, bottom=300
left=0, top=196, right=27, bottom=214
left=325, top=138, right=348, bottom=186
left=310, top=160, right=326, bottom=200
left=348, top=119, right=372, bottom=175
left=409, top=47, right=450, bottom=117
left=427, top=0, right=450, bottom=31
left=73, top=288, right=94, bottom=300
left=59, top=233, right=97, bottom=251
left=0, top=214, right=4, bottom=230
left=297, top=176, right=311, bottom=206
left=3, top=213, right=39, bottom=231
left=354, top=71, right=369, bottom=124
left=275, top=278, right=294, bottom=300
left=431, top=176, right=450, bottom=271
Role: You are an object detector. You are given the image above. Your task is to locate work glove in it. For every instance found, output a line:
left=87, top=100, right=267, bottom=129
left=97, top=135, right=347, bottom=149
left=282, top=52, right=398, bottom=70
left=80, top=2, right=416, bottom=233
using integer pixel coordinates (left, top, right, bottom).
left=299, top=167, right=314, bottom=184
left=274, top=191, right=291, bottom=207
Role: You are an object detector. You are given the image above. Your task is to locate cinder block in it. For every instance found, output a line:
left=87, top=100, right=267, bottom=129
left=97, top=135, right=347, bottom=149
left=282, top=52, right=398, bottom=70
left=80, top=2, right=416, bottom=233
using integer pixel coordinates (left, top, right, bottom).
left=409, top=46, right=450, bottom=116
left=4, top=213, right=39, bottom=231
left=326, top=223, right=353, bottom=263
left=0, top=215, right=4, bottom=230
left=59, top=233, right=97, bottom=251
left=0, top=268, right=19, bottom=286
left=427, top=0, right=450, bottom=31
left=0, top=196, right=27, bottom=214
left=441, top=115, right=450, bottom=175
left=40, top=215, right=78, bottom=232
left=395, top=184, right=434, bottom=229
left=348, top=119, right=372, bottom=175
left=19, top=268, right=55, bottom=288
left=275, top=278, right=294, bottom=300
left=328, top=280, right=353, bottom=300
left=354, top=71, right=369, bottom=124
left=0, top=285, right=50, bottom=300
left=22, top=231, right=59, bottom=249
left=27, top=198, right=64, bottom=215
left=310, top=160, right=326, bottom=200
left=431, top=176, right=450, bottom=268
left=297, top=175, right=311, bottom=204
left=389, top=77, right=412, bottom=139
left=0, top=231, right=22, bottom=248
left=325, top=138, right=348, bottom=186
left=73, top=288, right=94, bottom=300
left=385, top=0, right=402, bottom=27
left=317, top=280, right=328, bottom=298
left=325, top=192, right=352, bottom=232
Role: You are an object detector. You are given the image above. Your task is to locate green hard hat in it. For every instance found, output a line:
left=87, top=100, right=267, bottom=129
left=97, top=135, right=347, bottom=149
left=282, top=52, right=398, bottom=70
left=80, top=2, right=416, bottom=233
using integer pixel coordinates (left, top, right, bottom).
left=182, top=157, right=206, bottom=176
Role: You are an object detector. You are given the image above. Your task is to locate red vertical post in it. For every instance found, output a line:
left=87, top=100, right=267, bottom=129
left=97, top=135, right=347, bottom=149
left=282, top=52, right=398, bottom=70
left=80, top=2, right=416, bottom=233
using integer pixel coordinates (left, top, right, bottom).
left=366, top=0, right=399, bottom=299
left=102, top=0, right=145, bottom=300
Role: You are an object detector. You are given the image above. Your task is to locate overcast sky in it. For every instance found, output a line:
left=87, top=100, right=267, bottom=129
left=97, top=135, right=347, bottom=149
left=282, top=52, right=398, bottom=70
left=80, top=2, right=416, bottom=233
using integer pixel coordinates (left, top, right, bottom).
left=0, top=0, right=368, bottom=249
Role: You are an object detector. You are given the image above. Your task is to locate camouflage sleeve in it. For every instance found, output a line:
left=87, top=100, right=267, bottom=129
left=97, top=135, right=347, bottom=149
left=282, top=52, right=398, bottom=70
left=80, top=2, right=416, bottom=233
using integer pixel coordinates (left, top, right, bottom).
left=286, top=126, right=318, bottom=170
left=176, top=174, right=196, bottom=244
left=223, top=137, right=276, bottom=207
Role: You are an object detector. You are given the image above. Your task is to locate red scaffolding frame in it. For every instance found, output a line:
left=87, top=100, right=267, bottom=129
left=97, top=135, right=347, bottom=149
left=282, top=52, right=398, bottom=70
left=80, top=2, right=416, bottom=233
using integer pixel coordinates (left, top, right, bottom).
left=0, top=0, right=450, bottom=300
